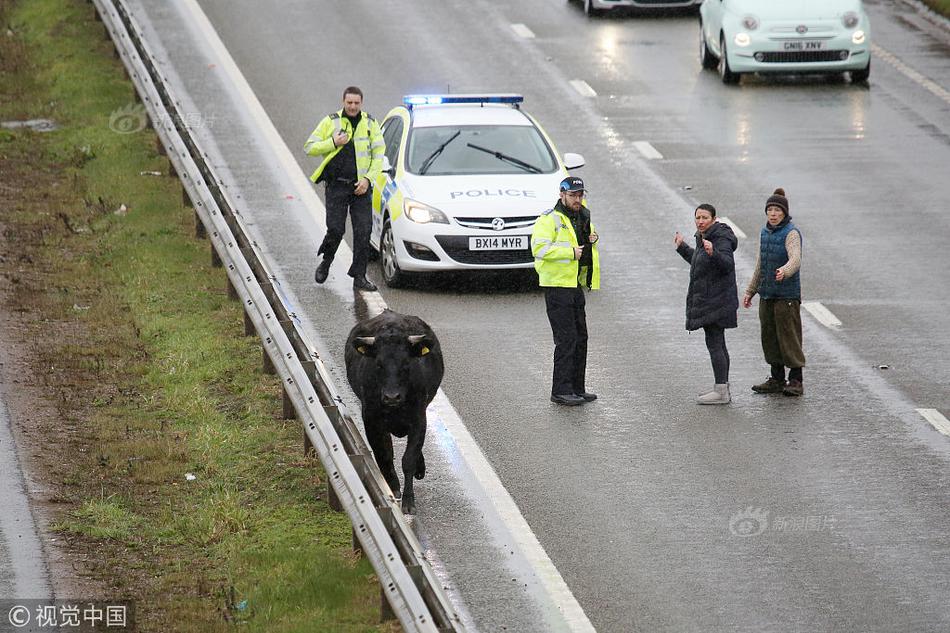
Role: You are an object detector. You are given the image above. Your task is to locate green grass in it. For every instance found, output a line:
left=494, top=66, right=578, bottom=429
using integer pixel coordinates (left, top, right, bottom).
left=921, top=0, right=950, bottom=18
left=0, top=0, right=396, bottom=630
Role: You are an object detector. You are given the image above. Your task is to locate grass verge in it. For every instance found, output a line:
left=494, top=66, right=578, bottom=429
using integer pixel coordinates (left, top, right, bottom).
left=0, top=0, right=396, bottom=630
left=921, top=0, right=950, bottom=18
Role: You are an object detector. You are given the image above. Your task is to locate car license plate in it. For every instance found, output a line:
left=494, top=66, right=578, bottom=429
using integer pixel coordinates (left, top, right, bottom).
left=469, top=235, right=527, bottom=251
left=784, top=40, right=823, bottom=51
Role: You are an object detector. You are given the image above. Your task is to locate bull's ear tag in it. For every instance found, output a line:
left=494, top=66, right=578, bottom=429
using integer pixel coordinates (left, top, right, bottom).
left=420, top=346, right=430, bottom=356
left=357, top=345, right=368, bottom=355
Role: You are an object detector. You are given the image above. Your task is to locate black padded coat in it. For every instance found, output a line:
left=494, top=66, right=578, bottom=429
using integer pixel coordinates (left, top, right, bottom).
left=675, top=221, right=739, bottom=331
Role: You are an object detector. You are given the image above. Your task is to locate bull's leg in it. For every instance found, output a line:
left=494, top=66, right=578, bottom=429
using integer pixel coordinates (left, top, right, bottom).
left=365, top=423, right=400, bottom=498
left=400, top=418, right=427, bottom=514
left=415, top=452, right=425, bottom=480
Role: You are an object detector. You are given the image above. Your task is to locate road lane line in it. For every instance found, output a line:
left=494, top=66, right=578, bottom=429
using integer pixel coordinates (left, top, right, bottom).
left=718, top=216, right=746, bottom=239
left=569, top=79, right=597, bottom=97
left=871, top=43, right=950, bottom=105
left=633, top=141, right=663, bottom=160
left=803, top=301, right=843, bottom=329
left=917, top=408, right=950, bottom=436
left=510, top=23, right=536, bottom=39
left=178, top=1, right=595, bottom=630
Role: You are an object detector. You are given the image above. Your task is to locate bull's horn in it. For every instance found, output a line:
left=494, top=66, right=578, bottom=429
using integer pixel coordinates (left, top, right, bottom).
left=354, top=336, right=376, bottom=346
left=407, top=335, right=426, bottom=344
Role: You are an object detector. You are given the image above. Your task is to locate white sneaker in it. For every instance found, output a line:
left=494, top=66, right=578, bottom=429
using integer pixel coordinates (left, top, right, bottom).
left=697, top=383, right=730, bottom=405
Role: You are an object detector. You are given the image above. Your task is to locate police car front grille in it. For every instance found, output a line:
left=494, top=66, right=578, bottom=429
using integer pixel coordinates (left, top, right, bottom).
left=435, top=236, right=534, bottom=265
left=454, top=216, right=538, bottom=230
left=758, top=50, right=847, bottom=63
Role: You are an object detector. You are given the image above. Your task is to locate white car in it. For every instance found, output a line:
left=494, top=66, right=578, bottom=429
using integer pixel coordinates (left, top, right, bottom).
left=699, top=0, right=871, bottom=84
left=371, top=95, right=584, bottom=287
left=575, top=0, right=702, bottom=17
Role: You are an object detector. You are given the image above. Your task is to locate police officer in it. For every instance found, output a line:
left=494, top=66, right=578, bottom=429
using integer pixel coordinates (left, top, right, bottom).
left=531, top=177, right=601, bottom=406
left=304, top=86, right=385, bottom=291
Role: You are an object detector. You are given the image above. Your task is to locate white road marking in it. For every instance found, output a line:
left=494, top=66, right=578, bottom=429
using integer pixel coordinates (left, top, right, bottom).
left=179, top=1, right=595, bottom=630
left=633, top=141, right=663, bottom=160
left=569, top=79, right=597, bottom=97
left=872, top=43, right=950, bottom=105
left=917, top=408, right=950, bottom=436
left=510, top=23, right=536, bottom=39
left=803, top=301, right=843, bottom=329
left=718, top=216, right=746, bottom=239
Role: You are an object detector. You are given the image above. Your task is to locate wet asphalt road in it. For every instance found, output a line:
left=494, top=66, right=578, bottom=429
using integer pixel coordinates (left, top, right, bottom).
left=141, top=0, right=950, bottom=630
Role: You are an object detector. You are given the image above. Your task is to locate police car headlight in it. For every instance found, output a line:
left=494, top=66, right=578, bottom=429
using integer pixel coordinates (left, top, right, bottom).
left=404, top=199, right=449, bottom=224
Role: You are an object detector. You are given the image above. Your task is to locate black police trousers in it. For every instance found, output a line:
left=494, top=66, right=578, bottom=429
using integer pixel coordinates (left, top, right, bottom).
left=318, top=179, right=373, bottom=278
left=544, top=286, right=588, bottom=396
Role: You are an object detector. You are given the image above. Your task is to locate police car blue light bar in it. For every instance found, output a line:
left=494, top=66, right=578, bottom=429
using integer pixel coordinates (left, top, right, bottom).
left=403, top=94, right=523, bottom=109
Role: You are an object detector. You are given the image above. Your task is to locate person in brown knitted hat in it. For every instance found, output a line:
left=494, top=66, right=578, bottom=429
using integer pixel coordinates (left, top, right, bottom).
left=741, top=188, right=806, bottom=396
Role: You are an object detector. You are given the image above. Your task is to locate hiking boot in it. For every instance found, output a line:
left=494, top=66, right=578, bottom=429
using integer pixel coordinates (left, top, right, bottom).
left=783, top=379, right=804, bottom=397
left=751, top=377, right=786, bottom=394
left=697, top=384, right=731, bottom=405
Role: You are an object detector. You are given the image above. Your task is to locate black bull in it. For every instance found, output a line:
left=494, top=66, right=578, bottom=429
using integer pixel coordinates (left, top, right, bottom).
left=344, top=310, right=444, bottom=514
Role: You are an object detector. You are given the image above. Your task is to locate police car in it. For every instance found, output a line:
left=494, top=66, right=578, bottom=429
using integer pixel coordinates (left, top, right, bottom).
left=370, top=94, right=584, bottom=287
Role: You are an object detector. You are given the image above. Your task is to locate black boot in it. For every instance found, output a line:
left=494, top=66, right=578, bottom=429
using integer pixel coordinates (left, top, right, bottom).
left=314, top=257, right=331, bottom=284
left=352, top=275, right=377, bottom=291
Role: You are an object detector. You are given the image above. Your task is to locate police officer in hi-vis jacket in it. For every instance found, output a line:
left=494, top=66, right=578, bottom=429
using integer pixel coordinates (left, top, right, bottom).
left=304, top=86, right=385, bottom=291
left=531, top=177, right=601, bottom=406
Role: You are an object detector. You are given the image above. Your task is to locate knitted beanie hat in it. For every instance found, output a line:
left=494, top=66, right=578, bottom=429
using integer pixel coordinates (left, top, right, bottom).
left=765, top=188, right=789, bottom=215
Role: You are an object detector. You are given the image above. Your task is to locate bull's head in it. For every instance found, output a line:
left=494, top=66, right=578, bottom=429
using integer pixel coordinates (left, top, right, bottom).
left=353, top=334, right=433, bottom=407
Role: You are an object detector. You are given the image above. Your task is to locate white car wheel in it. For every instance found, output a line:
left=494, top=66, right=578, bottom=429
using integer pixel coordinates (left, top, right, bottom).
left=699, top=21, right=717, bottom=70
left=584, top=0, right=604, bottom=17
left=719, top=35, right=740, bottom=84
left=851, top=59, right=870, bottom=84
left=380, top=217, right=406, bottom=287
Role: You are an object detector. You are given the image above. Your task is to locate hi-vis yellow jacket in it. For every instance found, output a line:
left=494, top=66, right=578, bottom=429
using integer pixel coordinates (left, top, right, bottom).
left=531, top=205, right=601, bottom=289
left=303, top=110, right=385, bottom=184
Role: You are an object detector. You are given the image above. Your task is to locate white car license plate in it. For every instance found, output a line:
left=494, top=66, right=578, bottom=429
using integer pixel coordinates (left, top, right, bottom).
left=469, top=235, right=527, bottom=251
left=784, top=40, right=823, bottom=51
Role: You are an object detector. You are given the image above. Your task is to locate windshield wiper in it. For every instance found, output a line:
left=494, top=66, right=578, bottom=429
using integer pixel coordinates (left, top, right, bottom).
left=419, top=130, right=461, bottom=175
left=466, top=143, right=542, bottom=174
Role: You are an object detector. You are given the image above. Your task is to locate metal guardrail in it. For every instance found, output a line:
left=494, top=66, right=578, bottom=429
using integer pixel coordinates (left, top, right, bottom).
left=90, top=1, right=465, bottom=630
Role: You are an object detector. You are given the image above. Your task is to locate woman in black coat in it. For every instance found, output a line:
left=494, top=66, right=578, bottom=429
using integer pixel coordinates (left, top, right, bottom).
left=674, top=203, right=739, bottom=404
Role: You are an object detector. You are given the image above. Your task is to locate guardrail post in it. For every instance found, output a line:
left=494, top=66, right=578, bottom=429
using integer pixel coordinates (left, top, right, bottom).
left=262, top=346, right=276, bottom=375
left=243, top=309, right=254, bottom=336
left=282, top=385, right=295, bottom=420
left=227, top=277, right=239, bottom=300
left=211, top=244, right=222, bottom=268
left=327, top=478, right=341, bottom=511
left=155, top=136, right=166, bottom=156
left=194, top=211, right=207, bottom=239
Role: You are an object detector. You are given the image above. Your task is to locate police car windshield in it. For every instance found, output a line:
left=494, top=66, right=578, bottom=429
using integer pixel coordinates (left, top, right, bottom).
left=407, top=125, right=557, bottom=176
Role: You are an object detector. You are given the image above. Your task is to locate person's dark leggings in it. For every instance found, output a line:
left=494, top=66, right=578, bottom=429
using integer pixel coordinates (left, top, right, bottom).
left=703, top=325, right=730, bottom=384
